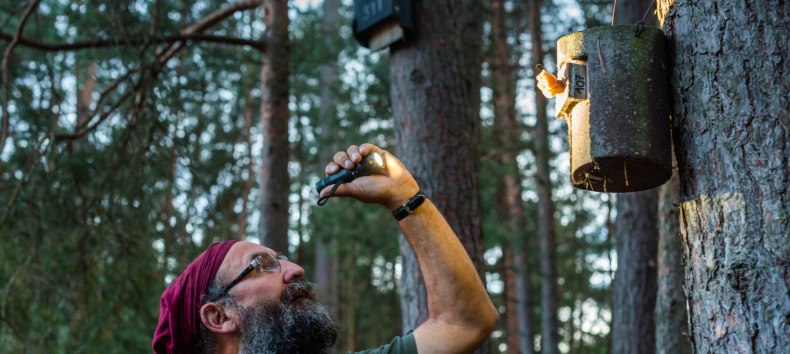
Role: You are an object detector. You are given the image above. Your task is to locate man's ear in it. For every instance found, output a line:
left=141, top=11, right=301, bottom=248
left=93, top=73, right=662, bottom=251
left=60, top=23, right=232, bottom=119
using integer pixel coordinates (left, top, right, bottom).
left=200, top=302, right=238, bottom=334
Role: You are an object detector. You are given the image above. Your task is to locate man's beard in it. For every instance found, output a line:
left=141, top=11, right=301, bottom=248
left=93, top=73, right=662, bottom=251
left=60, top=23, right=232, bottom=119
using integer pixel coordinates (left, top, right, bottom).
left=233, top=280, right=339, bottom=354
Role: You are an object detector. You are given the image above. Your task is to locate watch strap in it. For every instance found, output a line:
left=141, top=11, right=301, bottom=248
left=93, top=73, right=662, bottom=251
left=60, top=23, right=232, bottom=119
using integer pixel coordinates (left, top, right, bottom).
left=392, top=190, right=427, bottom=221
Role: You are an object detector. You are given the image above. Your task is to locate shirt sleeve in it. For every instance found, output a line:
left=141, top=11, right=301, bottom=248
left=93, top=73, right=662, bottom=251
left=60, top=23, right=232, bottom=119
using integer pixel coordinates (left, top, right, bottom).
left=348, top=331, right=418, bottom=354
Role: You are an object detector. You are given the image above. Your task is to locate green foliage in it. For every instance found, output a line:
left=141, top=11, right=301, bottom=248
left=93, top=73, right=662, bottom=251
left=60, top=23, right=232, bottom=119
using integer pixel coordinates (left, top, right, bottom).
left=1, top=0, right=260, bottom=351
left=1, top=0, right=614, bottom=352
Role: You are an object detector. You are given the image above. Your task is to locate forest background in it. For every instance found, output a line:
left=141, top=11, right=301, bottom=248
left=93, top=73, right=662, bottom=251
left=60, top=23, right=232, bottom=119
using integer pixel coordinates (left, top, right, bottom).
left=1, top=0, right=786, bottom=353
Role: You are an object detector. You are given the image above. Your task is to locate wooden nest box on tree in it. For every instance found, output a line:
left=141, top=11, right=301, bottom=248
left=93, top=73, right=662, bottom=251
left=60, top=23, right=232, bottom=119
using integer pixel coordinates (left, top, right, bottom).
left=352, top=0, right=413, bottom=51
left=543, top=25, right=673, bottom=192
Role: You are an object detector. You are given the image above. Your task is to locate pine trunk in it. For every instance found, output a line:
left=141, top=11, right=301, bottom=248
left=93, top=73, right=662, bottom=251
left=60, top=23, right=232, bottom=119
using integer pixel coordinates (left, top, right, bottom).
left=610, top=1, right=660, bottom=353
left=656, top=169, right=691, bottom=354
left=527, top=1, right=559, bottom=353
left=73, top=61, right=96, bottom=151
left=314, top=0, right=340, bottom=334
left=389, top=0, right=486, bottom=351
left=611, top=189, right=659, bottom=354
left=658, top=0, right=790, bottom=352
left=501, top=248, right=520, bottom=353
left=258, top=0, right=290, bottom=252
left=238, top=84, right=255, bottom=239
left=491, top=0, right=534, bottom=352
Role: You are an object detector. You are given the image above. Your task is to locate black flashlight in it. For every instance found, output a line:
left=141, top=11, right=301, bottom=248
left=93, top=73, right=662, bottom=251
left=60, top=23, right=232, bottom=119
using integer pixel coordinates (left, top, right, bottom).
left=316, top=151, right=387, bottom=205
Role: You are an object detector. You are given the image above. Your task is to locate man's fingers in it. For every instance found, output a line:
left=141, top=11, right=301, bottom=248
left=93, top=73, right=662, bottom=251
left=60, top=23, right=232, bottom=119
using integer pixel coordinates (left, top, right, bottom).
left=347, top=145, right=361, bottom=162
left=333, top=151, right=354, bottom=169
left=325, top=162, right=341, bottom=176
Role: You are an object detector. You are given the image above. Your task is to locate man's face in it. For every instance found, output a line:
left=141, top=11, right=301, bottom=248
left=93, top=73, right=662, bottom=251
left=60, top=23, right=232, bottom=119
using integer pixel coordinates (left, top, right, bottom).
left=218, top=241, right=303, bottom=306
left=216, top=242, right=339, bottom=353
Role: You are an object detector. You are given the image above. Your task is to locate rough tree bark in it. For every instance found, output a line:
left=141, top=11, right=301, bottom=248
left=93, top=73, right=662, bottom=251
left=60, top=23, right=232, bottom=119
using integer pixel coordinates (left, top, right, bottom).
left=258, top=0, right=290, bottom=253
left=657, top=0, right=790, bottom=352
left=491, top=0, right=534, bottom=352
left=389, top=0, right=487, bottom=352
left=527, top=1, right=559, bottom=353
left=610, top=1, right=660, bottom=353
left=656, top=169, right=692, bottom=354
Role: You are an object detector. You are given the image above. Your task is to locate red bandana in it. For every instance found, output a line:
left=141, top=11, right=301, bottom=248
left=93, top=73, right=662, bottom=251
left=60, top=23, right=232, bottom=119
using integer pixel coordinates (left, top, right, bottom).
left=152, top=240, right=240, bottom=354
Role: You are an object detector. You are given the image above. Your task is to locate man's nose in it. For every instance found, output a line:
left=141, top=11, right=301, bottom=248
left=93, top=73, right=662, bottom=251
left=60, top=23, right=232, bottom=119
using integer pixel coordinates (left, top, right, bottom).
left=281, top=259, right=305, bottom=284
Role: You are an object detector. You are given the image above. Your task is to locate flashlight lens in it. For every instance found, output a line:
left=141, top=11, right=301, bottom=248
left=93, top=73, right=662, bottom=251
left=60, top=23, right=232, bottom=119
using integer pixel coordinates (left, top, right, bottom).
left=371, top=152, right=383, bottom=167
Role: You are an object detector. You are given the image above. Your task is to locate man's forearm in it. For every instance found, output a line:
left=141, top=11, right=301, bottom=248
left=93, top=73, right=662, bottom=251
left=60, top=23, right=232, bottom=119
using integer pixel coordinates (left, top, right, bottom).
left=398, top=199, right=498, bottom=350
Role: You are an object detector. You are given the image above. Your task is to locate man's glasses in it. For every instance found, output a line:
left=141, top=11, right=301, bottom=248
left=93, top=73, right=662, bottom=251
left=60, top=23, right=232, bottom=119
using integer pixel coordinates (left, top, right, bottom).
left=220, top=253, right=288, bottom=296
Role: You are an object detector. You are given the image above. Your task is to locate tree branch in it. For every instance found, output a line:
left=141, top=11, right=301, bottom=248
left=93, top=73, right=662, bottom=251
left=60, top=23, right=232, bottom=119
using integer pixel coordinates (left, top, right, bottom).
left=1, top=0, right=40, bottom=159
left=53, top=0, right=264, bottom=141
left=0, top=33, right=265, bottom=52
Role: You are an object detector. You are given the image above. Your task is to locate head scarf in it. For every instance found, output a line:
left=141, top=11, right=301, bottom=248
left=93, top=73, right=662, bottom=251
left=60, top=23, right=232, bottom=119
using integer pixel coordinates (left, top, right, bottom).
left=152, top=240, right=240, bottom=354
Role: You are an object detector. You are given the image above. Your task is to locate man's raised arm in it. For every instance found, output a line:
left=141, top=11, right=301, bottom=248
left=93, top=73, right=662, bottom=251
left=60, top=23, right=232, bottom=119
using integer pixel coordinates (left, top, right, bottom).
left=320, top=143, right=498, bottom=353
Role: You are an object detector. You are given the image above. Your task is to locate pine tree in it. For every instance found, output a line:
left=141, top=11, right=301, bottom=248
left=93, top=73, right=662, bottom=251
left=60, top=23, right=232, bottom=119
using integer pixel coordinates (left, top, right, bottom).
left=658, top=0, right=789, bottom=351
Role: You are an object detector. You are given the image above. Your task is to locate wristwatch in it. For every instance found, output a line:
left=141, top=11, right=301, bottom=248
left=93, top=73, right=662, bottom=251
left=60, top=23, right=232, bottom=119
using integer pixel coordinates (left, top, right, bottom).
left=392, top=190, right=427, bottom=221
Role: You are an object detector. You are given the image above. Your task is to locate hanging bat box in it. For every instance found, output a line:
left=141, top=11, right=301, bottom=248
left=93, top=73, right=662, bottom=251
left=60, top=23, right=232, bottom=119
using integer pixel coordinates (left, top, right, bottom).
left=353, top=0, right=413, bottom=51
left=555, top=25, right=672, bottom=192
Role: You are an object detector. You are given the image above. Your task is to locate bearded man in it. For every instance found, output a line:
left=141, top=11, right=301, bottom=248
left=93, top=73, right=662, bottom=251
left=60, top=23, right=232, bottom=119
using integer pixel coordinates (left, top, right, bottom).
left=152, top=143, right=498, bottom=353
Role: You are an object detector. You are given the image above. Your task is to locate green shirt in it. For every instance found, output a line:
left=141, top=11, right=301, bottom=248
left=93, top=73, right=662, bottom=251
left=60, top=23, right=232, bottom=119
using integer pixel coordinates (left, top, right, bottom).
left=349, top=331, right=417, bottom=354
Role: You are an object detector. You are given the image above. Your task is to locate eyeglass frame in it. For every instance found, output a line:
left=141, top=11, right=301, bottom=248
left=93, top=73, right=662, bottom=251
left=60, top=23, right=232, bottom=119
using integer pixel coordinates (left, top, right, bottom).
left=219, top=252, right=289, bottom=296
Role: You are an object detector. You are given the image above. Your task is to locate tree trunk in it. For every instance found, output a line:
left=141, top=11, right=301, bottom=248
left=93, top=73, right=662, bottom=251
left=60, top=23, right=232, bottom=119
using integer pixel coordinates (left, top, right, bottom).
left=73, top=61, right=96, bottom=151
left=389, top=0, right=486, bottom=351
left=658, top=1, right=790, bottom=352
left=491, top=0, right=534, bottom=352
left=314, top=0, right=340, bottom=334
left=527, top=1, right=559, bottom=353
left=501, top=248, right=520, bottom=354
left=656, top=168, right=692, bottom=354
left=258, top=0, right=290, bottom=253
left=610, top=1, right=660, bottom=353
left=611, top=189, right=659, bottom=354
left=238, top=83, right=255, bottom=240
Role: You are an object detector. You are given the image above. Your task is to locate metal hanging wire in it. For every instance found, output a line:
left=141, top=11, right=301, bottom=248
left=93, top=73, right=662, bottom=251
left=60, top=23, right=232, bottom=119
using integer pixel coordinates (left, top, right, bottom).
left=612, top=0, right=658, bottom=35
left=635, top=0, right=657, bottom=36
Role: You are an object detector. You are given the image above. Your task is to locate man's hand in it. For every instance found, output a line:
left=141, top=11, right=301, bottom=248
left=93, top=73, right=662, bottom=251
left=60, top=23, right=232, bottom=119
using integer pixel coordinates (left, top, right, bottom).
left=320, top=143, right=420, bottom=211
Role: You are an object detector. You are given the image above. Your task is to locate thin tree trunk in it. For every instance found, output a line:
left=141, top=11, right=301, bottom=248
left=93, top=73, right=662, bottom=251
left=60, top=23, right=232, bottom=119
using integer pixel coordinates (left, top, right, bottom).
left=314, top=0, right=340, bottom=340
left=657, top=1, right=790, bottom=352
left=656, top=167, right=691, bottom=354
left=611, top=189, right=659, bottom=354
left=527, top=1, right=559, bottom=353
left=610, top=2, right=660, bottom=353
left=515, top=251, right=531, bottom=353
left=238, top=84, right=255, bottom=239
left=258, top=0, right=290, bottom=252
left=389, top=1, right=486, bottom=352
left=73, top=61, right=96, bottom=151
left=344, top=245, right=358, bottom=351
left=491, top=0, right=534, bottom=352
left=501, top=248, right=520, bottom=354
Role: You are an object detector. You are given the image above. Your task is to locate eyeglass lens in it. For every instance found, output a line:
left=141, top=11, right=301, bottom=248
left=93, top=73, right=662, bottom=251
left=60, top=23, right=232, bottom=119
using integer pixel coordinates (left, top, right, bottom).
left=256, top=253, right=286, bottom=272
